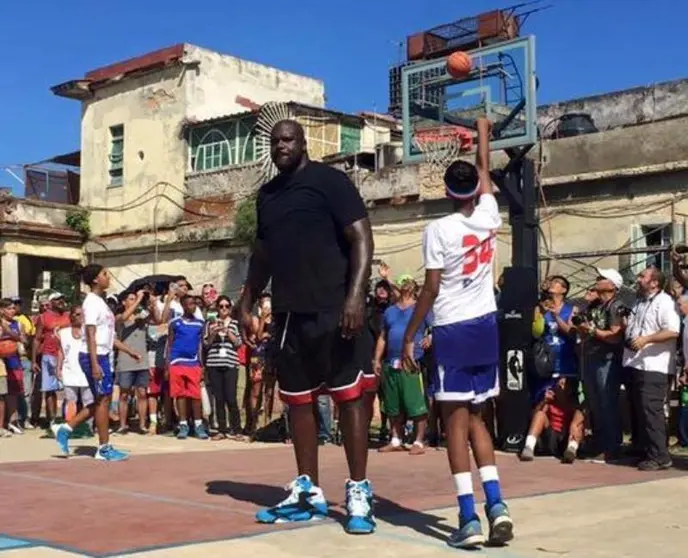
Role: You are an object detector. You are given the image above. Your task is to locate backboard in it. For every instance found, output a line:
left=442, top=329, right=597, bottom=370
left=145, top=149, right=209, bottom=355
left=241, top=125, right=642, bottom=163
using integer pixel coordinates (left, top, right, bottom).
left=401, top=35, right=537, bottom=163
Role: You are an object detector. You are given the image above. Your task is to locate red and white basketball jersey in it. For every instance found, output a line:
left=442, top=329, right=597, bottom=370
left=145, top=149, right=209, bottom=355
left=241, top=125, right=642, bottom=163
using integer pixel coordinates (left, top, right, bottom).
left=423, top=193, right=502, bottom=326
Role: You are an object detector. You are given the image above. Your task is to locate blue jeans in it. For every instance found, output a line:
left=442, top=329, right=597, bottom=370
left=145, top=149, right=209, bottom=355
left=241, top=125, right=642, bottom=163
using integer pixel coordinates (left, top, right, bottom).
left=583, top=356, right=622, bottom=455
left=18, top=358, right=33, bottom=424
left=317, top=395, right=332, bottom=442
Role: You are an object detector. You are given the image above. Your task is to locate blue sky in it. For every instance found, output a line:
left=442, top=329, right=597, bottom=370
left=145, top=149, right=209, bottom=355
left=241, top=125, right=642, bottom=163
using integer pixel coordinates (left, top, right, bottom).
left=0, top=0, right=685, bottom=187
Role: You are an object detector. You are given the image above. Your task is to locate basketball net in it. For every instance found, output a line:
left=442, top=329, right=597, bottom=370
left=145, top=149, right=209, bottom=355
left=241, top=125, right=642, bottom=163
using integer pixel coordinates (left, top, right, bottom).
left=413, top=126, right=473, bottom=182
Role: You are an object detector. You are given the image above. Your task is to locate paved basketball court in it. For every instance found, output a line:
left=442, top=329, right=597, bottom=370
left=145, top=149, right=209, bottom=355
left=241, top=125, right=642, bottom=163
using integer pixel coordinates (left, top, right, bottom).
left=0, top=433, right=686, bottom=557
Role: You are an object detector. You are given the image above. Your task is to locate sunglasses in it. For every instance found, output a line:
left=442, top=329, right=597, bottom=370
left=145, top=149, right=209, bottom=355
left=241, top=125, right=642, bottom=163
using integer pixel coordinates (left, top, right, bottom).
left=218, top=303, right=231, bottom=309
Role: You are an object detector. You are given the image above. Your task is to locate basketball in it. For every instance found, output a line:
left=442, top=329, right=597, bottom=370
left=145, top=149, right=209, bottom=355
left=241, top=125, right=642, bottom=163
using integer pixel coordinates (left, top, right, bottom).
left=446, top=51, right=472, bottom=79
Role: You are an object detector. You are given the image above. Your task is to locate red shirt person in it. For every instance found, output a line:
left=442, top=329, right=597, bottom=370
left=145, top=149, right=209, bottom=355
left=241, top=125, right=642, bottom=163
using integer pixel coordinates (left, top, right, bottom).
left=32, top=293, right=70, bottom=423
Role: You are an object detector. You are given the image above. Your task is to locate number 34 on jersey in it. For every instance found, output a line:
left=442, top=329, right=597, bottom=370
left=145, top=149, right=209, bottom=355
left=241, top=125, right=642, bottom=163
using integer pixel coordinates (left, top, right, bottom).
left=460, top=232, right=496, bottom=287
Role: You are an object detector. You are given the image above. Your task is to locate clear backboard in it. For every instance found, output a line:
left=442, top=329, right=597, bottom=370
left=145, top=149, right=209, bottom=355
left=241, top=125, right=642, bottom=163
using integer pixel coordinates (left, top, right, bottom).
left=401, top=35, right=537, bottom=163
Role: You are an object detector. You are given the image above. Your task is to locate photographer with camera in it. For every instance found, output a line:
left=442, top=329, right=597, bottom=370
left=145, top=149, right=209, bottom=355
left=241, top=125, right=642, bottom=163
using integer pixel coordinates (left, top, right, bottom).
left=623, top=266, right=679, bottom=471
left=575, top=269, right=626, bottom=461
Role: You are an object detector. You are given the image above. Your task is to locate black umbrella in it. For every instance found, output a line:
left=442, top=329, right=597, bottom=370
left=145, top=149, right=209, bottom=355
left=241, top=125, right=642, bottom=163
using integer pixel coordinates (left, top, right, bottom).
left=126, top=274, right=184, bottom=295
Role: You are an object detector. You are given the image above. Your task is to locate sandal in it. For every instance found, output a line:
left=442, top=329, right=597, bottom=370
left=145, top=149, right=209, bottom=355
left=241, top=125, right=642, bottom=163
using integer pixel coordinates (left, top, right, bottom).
left=211, top=433, right=227, bottom=441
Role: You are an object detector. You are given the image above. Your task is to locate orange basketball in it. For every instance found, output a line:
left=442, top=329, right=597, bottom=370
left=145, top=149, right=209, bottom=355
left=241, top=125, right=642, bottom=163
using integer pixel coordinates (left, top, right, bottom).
left=446, top=51, right=472, bottom=79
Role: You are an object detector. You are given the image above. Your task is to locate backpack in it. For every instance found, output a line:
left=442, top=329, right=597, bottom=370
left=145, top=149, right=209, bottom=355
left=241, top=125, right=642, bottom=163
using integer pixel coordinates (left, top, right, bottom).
left=531, top=337, right=555, bottom=379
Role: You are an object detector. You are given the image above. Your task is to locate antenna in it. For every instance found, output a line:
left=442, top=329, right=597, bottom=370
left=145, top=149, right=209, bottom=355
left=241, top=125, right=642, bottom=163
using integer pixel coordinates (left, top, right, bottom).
left=253, top=102, right=291, bottom=185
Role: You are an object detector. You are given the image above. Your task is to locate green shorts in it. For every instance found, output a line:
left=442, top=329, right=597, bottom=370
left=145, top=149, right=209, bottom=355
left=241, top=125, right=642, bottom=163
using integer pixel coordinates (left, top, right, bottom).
left=381, top=364, right=428, bottom=419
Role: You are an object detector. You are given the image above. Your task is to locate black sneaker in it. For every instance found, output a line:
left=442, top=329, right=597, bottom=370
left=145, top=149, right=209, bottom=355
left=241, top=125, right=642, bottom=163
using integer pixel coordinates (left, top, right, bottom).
left=637, top=458, right=672, bottom=471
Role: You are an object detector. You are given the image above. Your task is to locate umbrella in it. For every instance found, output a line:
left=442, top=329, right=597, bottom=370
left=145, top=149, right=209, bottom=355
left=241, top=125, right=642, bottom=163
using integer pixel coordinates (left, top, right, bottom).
left=126, top=274, right=184, bottom=295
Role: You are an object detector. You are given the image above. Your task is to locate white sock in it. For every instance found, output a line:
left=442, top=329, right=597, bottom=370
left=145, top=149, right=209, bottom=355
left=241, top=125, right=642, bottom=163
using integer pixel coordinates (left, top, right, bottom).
left=149, top=413, right=158, bottom=424
left=478, top=465, right=499, bottom=483
left=453, top=472, right=473, bottom=496
left=194, top=419, right=203, bottom=428
left=179, top=420, right=188, bottom=426
left=525, top=435, right=537, bottom=451
left=390, top=436, right=402, bottom=447
left=567, top=440, right=579, bottom=452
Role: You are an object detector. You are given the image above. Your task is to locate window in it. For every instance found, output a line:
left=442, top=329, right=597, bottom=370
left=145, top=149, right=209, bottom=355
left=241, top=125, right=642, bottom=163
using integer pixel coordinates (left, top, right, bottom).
left=109, top=125, right=124, bottom=186
left=188, top=115, right=257, bottom=172
left=629, top=222, right=685, bottom=278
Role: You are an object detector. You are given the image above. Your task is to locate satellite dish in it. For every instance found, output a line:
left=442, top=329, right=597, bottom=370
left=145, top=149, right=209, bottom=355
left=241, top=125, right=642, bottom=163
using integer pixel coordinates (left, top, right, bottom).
left=253, top=102, right=291, bottom=184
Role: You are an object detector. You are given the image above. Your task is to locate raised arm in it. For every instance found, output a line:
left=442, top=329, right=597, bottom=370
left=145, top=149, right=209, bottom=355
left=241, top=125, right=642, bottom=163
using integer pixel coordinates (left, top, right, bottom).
left=475, top=117, right=493, bottom=196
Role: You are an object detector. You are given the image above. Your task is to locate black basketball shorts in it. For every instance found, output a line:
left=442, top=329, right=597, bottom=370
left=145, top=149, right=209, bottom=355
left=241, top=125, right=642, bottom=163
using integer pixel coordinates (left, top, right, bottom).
left=272, top=311, right=376, bottom=406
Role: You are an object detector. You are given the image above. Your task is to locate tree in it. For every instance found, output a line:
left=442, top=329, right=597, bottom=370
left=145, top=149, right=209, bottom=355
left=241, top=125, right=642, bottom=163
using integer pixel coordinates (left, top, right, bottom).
left=234, top=195, right=257, bottom=246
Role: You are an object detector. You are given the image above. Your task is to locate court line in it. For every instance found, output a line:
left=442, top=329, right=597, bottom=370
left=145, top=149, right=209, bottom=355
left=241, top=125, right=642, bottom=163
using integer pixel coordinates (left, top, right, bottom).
left=0, top=471, right=256, bottom=517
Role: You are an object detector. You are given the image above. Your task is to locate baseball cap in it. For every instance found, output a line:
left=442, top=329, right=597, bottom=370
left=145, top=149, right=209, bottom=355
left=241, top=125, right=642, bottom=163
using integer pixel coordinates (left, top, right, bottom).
left=48, top=292, right=65, bottom=301
left=596, top=268, right=623, bottom=289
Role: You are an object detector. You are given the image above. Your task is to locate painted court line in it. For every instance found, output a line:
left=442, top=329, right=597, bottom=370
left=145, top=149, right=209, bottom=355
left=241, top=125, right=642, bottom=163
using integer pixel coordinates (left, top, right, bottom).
left=0, top=471, right=256, bottom=517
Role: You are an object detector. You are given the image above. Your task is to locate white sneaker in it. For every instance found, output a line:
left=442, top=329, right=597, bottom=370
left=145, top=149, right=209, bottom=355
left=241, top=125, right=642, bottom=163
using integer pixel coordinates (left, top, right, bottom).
left=0, top=428, right=13, bottom=438
left=8, top=422, right=24, bottom=435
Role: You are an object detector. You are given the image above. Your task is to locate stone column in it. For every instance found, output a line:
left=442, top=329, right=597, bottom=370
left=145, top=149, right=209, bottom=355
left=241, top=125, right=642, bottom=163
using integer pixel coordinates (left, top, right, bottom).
left=0, top=252, right=19, bottom=298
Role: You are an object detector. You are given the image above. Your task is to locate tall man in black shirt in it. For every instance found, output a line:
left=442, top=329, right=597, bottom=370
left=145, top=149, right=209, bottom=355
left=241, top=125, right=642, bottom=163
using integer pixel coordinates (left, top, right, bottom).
left=238, top=120, right=377, bottom=535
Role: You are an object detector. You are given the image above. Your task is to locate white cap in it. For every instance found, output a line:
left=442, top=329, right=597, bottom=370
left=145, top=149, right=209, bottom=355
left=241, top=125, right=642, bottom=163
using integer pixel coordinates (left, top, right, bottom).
left=48, top=292, right=65, bottom=301
left=596, top=268, right=623, bottom=289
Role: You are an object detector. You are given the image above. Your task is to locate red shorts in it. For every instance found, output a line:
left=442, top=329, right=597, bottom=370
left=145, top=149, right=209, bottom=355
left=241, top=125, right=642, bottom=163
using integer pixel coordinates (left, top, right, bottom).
left=7, top=369, right=24, bottom=396
left=148, top=367, right=165, bottom=396
left=169, top=364, right=202, bottom=400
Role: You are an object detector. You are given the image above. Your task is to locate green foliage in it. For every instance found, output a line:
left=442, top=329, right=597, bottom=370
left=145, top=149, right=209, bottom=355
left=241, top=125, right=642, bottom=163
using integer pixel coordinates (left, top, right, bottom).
left=51, top=271, right=78, bottom=303
left=65, top=208, right=91, bottom=238
left=234, top=195, right=257, bottom=246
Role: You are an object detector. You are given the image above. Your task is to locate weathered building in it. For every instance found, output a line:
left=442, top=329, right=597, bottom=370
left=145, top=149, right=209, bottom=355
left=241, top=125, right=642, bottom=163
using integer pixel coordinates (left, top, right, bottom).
left=35, top=41, right=688, bottom=298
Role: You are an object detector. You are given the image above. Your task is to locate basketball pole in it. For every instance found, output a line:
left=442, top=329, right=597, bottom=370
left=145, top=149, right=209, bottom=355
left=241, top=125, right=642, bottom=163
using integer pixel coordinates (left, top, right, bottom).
left=493, top=144, right=540, bottom=453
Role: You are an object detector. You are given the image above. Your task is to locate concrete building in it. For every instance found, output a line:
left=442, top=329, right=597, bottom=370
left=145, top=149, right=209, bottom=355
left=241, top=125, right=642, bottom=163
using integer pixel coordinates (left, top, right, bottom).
left=45, top=41, right=688, bottom=297
left=363, top=78, right=688, bottom=295
left=50, top=44, right=397, bottom=296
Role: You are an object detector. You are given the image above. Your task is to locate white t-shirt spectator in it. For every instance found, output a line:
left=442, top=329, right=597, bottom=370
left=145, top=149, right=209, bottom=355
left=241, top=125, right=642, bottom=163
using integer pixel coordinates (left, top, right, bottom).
left=81, top=292, right=116, bottom=355
left=59, top=328, right=88, bottom=387
left=623, top=290, right=680, bottom=374
left=423, top=193, right=502, bottom=326
left=156, top=298, right=204, bottom=322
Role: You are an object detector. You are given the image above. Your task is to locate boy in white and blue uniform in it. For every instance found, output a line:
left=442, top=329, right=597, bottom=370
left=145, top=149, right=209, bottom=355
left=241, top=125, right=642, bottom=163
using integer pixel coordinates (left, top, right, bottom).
left=402, top=118, right=513, bottom=549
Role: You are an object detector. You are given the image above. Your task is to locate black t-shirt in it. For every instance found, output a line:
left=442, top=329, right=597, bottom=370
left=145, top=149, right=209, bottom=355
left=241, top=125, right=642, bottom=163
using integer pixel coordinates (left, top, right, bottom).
left=256, top=161, right=368, bottom=314
left=586, top=297, right=625, bottom=361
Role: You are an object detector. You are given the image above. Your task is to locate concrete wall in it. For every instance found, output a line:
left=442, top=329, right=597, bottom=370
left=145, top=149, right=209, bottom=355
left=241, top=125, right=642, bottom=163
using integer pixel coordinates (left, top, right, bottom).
left=79, top=45, right=326, bottom=238
left=80, top=65, right=188, bottom=236
left=93, top=242, right=249, bottom=298
left=371, top=168, right=688, bottom=294
left=538, top=78, right=688, bottom=132
left=183, top=45, right=325, bottom=123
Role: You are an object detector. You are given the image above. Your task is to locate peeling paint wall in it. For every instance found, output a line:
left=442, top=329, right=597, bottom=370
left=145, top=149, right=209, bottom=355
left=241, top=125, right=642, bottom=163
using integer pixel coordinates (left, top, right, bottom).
left=184, top=45, right=325, bottom=123
left=80, top=44, right=326, bottom=238
left=538, top=78, right=688, bottom=131
left=95, top=243, right=249, bottom=298
left=80, top=65, right=188, bottom=237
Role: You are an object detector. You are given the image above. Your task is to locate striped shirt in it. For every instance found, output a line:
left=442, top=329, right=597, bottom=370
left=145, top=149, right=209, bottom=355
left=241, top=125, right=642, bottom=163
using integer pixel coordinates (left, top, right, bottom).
left=204, top=318, right=241, bottom=368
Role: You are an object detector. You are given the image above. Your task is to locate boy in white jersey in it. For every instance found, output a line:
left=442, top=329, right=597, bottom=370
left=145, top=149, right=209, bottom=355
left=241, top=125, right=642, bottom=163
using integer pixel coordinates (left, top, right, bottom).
left=402, top=118, right=512, bottom=549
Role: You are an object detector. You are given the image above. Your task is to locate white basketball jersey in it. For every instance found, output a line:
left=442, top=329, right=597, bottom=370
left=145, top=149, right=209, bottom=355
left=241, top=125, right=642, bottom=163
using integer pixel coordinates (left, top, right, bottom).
left=423, top=194, right=502, bottom=326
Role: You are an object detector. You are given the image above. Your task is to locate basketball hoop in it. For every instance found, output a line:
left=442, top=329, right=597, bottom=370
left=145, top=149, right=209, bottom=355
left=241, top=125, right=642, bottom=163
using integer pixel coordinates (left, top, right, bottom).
left=413, top=126, right=473, bottom=179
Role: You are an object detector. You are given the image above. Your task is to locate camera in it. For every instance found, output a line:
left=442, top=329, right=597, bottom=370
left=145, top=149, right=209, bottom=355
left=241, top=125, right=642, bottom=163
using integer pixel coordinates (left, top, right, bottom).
left=616, top=305, right=632, bottom=319
left=571, top=314, right=586, bottom=327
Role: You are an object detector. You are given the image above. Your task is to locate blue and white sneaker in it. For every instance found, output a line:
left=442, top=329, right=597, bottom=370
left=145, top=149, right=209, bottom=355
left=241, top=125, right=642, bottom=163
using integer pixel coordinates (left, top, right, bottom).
left=485, top=502, right=514, bottom=545
left=195, top=424, right=209, bottom=440
left=95, top=444, right=129, bottom=462
left=344, top=479, right=376, bottom=534
left=447, top=516, right=485, bottom=549
left=177, top=423, right=190, bottom=440
left=255, top=475, right=328, bottom=524
left=51, top=424, right=71, bottom=456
